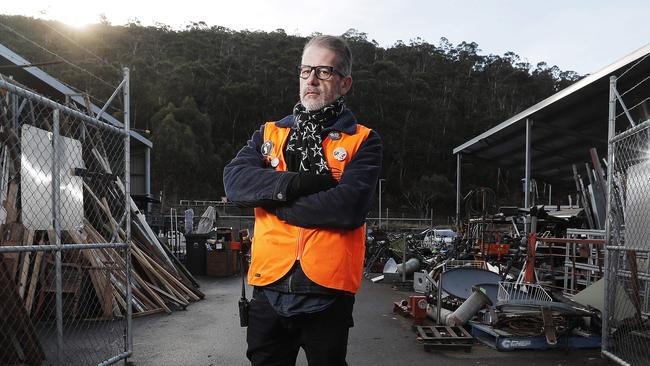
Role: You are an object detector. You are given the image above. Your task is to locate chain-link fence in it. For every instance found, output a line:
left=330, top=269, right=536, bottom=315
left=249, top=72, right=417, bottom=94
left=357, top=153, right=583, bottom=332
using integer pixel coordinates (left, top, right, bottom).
left=603, top=71, right=650, bottom=365
left=0, top=70, right=132, bottom=365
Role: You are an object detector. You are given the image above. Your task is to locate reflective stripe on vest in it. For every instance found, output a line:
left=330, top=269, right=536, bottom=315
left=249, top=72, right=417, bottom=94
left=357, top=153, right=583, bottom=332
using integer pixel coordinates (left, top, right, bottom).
left=248, top=121, right=372, bottom=293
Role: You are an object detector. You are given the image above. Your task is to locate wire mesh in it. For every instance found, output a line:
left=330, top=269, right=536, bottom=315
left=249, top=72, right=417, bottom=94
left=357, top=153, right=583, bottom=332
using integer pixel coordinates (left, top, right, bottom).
left=497, top=281, right=553, bottom=303
left=0, top=75, right=130, bottom=365
left=442, top=259, right=487, bottom=271
left=604, top=74, right=650, bottom=365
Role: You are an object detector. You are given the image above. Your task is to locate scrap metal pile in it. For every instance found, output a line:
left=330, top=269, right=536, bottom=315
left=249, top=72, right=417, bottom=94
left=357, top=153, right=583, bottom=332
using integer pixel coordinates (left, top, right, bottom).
left=367, top=192, right=607, bottom=351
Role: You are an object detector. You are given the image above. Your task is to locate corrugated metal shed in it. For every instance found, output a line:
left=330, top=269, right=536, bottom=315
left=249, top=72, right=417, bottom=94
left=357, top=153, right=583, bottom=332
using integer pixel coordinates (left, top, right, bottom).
left=0, top=42, right=152, bottom=202
left=453, top=43, right=650, bottom=187
left=0, top=43, right=152, bottom=148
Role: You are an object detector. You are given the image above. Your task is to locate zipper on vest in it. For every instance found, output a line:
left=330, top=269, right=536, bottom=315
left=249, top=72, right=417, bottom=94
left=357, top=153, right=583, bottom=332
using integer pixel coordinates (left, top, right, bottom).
left=296, top=228, right=306, bottom=260
left=289, top=229, right=306, bottom=293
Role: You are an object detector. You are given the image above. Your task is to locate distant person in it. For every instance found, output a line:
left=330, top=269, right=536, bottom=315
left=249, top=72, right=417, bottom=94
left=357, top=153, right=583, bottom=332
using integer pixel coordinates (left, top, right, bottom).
left=223, top=35, right=382, bottom=366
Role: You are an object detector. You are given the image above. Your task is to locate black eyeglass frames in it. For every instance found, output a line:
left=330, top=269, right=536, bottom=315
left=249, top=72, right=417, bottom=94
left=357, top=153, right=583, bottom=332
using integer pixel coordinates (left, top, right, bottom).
left=298, top=65, right=346, bottom=80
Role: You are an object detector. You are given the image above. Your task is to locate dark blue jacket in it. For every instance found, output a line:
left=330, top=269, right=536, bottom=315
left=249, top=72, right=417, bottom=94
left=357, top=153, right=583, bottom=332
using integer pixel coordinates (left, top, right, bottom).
left=223, top=110, right=382, bottom=230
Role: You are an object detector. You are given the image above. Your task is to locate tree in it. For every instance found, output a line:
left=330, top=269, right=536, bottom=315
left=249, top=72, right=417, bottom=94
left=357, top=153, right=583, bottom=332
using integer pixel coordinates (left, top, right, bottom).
left=0, top=15, right=584, bottom=213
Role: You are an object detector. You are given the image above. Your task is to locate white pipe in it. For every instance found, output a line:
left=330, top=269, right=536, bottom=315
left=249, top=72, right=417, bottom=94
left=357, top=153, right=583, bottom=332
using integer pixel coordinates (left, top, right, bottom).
left=426, top=286, right=492, bottom=326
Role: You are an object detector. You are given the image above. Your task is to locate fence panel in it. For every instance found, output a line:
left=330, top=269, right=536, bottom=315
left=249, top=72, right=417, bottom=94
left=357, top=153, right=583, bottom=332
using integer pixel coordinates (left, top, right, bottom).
left=604, top=73, right=650, bottom=365
left=0, top=74, right=130, bottom=365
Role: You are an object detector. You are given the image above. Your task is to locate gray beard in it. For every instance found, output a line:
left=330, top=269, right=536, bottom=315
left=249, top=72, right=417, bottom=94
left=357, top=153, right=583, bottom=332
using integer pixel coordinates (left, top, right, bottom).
left=299, top=93, right=340, bottom=112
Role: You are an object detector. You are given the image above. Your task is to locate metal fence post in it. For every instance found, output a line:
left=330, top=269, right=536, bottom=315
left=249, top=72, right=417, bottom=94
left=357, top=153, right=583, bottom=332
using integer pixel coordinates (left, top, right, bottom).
left=456, top=153, right=461, bottom=228
left=602, top=75, right=617, bottom=358
left=52, top=109, right=63, bottom=365
left=123, top=67, right=133, bottom=356
left=524, top=118, right=532, bottom=234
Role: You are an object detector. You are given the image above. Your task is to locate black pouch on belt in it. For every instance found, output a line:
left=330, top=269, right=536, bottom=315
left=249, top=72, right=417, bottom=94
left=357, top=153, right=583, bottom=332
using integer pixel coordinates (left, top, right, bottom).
left=238, top=296, right=249, bottom=327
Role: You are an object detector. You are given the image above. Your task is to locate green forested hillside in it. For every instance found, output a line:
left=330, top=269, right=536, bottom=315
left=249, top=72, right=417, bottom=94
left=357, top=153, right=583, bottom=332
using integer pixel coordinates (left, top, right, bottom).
left=0, top=15, right=581, bottom=215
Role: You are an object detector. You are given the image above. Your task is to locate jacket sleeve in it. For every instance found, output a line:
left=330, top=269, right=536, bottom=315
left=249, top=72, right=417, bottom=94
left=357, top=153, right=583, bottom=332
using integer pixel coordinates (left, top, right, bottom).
left=272, top=130, right=383, bottom=230
left=223, top=124, right=297, bottom=207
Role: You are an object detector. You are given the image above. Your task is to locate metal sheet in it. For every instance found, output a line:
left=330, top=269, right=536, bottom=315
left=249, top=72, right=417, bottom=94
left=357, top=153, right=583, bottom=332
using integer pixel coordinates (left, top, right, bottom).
left=440, top=267, right=502, bottom=300
left=21, top=124, right=84, bottom=230
left=413, top=272, right=428, bottom=293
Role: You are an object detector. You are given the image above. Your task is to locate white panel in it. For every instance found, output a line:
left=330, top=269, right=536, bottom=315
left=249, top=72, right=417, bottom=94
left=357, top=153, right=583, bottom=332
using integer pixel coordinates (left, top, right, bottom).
left=21, top=125, right=84, bottom=231
left=625, top=161, right=650, bottom=249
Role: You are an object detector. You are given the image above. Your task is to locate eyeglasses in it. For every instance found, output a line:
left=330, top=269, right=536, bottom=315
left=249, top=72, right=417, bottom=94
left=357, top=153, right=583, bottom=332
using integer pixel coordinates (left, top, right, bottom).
left=298, top=65, right=346, bottom=80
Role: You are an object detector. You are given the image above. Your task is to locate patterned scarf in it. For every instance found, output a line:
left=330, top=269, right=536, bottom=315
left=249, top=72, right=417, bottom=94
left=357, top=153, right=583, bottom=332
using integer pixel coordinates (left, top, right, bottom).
left=285, top=97, right=346, bottom=174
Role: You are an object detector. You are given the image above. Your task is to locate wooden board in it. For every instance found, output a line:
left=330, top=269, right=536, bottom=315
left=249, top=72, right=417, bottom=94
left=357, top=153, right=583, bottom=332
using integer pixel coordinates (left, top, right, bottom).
left=0, top=260, right=45, bottom=365
left=17, top=230, right=34, bottom=298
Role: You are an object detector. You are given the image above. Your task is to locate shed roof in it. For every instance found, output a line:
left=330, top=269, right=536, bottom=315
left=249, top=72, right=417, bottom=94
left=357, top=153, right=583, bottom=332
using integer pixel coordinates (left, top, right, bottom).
left=0, top=43, right=152, bottom=148
left=453, top=43, right=650, bottom=187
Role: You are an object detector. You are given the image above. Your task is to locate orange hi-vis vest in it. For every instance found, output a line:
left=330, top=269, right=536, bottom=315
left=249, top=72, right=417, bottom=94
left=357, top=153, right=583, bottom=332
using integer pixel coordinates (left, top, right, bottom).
left=248, top=121, right=372, bottom=293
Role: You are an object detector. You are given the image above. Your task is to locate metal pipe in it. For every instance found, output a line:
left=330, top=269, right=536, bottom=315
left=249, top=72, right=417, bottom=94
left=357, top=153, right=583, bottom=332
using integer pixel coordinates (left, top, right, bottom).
left=123, top=67, right=134, bottom=356
left=456, top=154, right=461, bottom=228
left=401, top=238, right=407, bottom=282
left=524, top=118, right=532, bottom=234
left=609, top=118, right=650, bottom=144
left=602, top=349, right=631, bottom=366
left=427, top=305, right=453, bottom=323
left=436, top=272, right=443, bottom=325
left=606, top=246, right=650, bottom=252
left=145, top=147, right=151, bottom=214
left=95, top=78, right=127, bottom=122
left=0, top=243, right=129, bottom=253
left=446, top=287, right=491, bottom=325
left=0, top=77, right=126, bottom=135
left=96, top=351, right=133, bottom=366
left=602, top=75, right=617, bottom=356
left=396, top=258, right=420, bottom=276
left=612, top=87, right=636, bottom=128
left=378, top=178, right=385, bottom=229
left=52, top=109, right=64, bottom=365
left=427, top=287, right=491, bottom=326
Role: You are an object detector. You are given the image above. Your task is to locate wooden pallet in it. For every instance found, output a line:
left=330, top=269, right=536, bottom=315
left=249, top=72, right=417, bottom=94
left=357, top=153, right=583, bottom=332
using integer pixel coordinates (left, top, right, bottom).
left=415, top=325, right=473, bottom=352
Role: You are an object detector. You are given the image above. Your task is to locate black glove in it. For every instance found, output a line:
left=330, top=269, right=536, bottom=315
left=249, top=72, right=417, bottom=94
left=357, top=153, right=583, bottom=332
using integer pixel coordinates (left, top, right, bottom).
left=287, top=172, right=338, bottom=199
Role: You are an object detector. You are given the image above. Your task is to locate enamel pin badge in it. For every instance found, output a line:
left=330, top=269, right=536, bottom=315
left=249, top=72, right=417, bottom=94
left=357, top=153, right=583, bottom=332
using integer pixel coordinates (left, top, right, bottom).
left=328, top=131, right=341, bottom=140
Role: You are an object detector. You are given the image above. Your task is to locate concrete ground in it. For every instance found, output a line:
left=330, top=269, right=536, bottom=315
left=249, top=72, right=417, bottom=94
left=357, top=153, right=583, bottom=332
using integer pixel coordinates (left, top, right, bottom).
left=130, top=276, right=613, bottom=366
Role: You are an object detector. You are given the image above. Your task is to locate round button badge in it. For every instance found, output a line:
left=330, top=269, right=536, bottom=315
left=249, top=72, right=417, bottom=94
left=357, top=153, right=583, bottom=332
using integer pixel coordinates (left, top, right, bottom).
left=333, top=147, right=347, bottom=161
left=261, top=140, right=274, bottom=156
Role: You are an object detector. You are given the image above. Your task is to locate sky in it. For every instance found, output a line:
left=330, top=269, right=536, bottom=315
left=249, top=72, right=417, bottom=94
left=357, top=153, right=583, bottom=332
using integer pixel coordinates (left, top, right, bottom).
left=3, top=0, right=650, bottom=75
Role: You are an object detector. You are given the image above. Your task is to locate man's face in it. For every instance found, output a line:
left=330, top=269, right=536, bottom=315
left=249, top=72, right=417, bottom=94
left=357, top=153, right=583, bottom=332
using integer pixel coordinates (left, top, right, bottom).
left=299, top=45, right=352, bottom=111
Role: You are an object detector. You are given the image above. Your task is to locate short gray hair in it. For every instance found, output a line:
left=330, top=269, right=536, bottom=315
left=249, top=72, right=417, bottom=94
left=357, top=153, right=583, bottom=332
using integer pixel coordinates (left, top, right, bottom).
left=303, top=35, right=352, bottom=76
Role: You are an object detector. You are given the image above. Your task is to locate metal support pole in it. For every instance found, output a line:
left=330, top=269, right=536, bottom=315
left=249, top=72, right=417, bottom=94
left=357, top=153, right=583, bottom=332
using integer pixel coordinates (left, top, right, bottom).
left=456, top=154, right=461, bottom=228
left=602, top=75, right=617, bottom=356
left=11, top=90, right=18, bottom=129
left=378, top=179, right=385, bottom=229
left=524, top=118, right=532, bottom=234
left=52, top=110, right=63, bottom=365
left=145, top=147, right=151, bottom=215
left=436, top=272, right=443, bottom=325
left=385, top=208, right=388, bottom=230
left=123, top=67, right=134, bottom=356
left=402, top=237, right=407, bottom=283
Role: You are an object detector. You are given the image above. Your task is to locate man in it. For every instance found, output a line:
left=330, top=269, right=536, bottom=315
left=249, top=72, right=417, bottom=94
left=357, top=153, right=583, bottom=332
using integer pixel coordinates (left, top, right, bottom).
left=223, top=35, right=382, bottom=366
